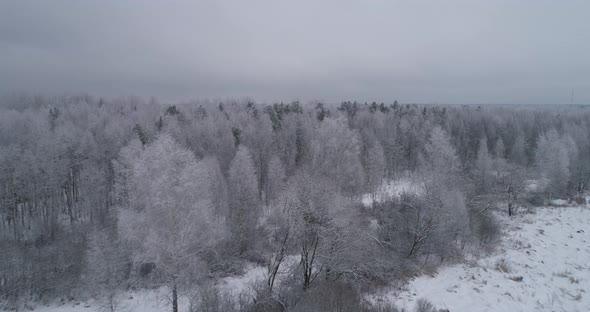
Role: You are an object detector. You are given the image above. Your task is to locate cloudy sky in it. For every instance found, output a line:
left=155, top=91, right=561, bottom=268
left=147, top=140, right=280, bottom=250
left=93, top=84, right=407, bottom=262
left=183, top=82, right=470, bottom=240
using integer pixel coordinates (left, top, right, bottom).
left=1, top=1, right=589, bottom=104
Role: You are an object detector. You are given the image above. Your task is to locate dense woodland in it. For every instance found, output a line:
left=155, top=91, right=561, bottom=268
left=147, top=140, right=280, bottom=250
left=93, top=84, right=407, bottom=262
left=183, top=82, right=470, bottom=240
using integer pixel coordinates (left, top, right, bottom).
left=1, top=95, right=589, bottom=311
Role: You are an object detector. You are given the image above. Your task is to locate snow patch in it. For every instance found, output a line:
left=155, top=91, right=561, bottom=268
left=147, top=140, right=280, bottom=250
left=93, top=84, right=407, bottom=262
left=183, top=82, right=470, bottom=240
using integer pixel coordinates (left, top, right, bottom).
left=216, top=255, right=300, bottom=298
left=216, top=264, right=266, bottom=297
left=362, top=178, right=424, bottom=207
left=525, top=179, right=546, bottom=193
left=550, top=199, right=569, bottom=206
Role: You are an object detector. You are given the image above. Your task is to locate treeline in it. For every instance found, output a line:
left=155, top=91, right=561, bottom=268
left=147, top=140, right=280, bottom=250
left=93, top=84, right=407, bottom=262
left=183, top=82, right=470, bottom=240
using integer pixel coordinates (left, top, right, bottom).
left=1, top=95, right=589, bottom=311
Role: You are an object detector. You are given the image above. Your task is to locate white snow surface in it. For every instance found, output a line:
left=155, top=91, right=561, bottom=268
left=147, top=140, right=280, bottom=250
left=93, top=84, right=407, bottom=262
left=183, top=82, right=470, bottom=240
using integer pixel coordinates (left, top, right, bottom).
left=550, top=199, right=570, bottom=206
left=368, top=206, right=590, bottom=312
left=525, top=179, right=544, bottom=193
left=362, top=178, right=424, bottom=207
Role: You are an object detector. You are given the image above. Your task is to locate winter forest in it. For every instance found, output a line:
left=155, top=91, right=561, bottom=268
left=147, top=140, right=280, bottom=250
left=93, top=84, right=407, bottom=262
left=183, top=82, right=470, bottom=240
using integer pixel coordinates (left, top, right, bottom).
left=1, top=96, right=589, bottom=311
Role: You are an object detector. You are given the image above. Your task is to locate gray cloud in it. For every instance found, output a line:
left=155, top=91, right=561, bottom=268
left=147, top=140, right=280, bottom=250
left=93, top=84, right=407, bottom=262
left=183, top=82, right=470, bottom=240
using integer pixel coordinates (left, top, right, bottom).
left=1, top=0, right=589, bottom=104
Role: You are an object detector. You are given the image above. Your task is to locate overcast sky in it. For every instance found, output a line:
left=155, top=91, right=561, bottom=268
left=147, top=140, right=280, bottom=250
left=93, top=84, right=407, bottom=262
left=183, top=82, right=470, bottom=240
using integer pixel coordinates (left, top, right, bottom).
left=1, top=1, right=589, bottom=104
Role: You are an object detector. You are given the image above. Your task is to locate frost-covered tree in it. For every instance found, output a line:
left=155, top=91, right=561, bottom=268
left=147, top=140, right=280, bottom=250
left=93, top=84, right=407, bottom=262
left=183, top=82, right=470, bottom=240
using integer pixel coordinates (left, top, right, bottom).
left=436, top=190, right=469, bottom=255
left=494, top=137, right=505, bottom=160
left=493, top=137, right=507, bottom=178
left=475, top=138, right=493, bottom=192
left=281, top=172, right=336, bottom=289
left=117, top=134, right=222, bottom=312
left=365, top=143, right=386, bottom=205
left=228, top=145, right=260, bottom=254
left=422, top=126, right=460, bottom=191
left=202, top=156, right=229, bottom=218
left=564, top=123, right=590, bottom=193
left=240, top=114, right=273, bottom=201
left=111, top=139, right=144, bottom=208
left=310, top=118, right=364, bottom=197
left=424, top=126, right=459, bottom=174
left=85, top=226, right=129, bottom=312
left=510, top=133, right=527, bottom=166
left=265, top=155, right=286, bottom=207
left=382, top=120, right=405, bottom=178
left=536, top=129, right=574, bottom=196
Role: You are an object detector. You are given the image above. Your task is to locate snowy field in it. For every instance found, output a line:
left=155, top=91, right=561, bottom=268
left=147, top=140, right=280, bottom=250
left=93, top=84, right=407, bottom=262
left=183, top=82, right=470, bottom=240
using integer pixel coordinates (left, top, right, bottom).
left=369, top=205, right=590, bottom=312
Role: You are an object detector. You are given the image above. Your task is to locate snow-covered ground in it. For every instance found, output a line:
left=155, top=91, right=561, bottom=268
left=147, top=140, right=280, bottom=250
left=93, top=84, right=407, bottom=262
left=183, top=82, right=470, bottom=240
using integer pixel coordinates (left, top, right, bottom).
left=3, top=287, right=190, bottom=312
left=2, top=256, right=300, bottom=312
left=369, top=206, right=590, bottom=312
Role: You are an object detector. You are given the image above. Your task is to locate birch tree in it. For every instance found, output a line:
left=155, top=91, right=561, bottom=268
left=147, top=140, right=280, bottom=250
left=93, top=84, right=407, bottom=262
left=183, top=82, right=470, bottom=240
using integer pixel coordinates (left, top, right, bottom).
left=118, top=134, right=222, bottom=312
left=310, top=118, right=364, bottom=197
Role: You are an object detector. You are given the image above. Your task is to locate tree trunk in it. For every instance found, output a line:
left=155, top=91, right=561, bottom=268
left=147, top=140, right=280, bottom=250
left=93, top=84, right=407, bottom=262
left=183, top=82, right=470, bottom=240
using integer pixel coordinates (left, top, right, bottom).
left=172, top=283, right=178, bottom=312
left=508, top=186, right=513, bottom=217
left=302, top=235, right=319, bottom=290
left=268, top=231, right=289, bottom=293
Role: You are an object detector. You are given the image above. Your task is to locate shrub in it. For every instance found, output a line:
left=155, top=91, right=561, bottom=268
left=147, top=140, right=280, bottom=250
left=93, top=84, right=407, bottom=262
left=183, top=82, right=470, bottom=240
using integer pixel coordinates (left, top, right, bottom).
left=474, top=211, right=501, bottom=247
left=526, top=193, right=544, bottom=206
left=190, top=284, right=252, bottom=312
left=495, top=258, right=511, bottom=273
left=415, top=298, right=437, bottom=312
left=271, top=280, right=402, bottom=312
